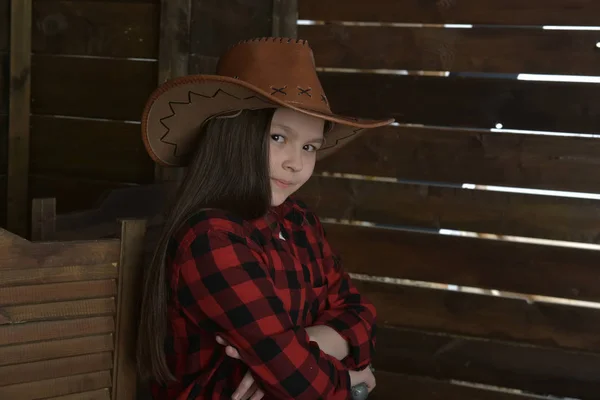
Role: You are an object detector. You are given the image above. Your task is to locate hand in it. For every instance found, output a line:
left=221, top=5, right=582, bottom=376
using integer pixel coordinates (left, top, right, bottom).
left=216, top=336, right=265, bottom=400
left=349, top=366, right=376, bottom=394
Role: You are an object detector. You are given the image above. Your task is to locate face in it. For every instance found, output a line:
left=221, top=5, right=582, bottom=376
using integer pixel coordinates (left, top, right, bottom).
left=268, top=108, right=325, bottom=206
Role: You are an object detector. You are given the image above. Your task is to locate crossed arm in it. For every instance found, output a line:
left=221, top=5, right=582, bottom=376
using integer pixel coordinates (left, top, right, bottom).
left=173, top=220, right=376, bottom=399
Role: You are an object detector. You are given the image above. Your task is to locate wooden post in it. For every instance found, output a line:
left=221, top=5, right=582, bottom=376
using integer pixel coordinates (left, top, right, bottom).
left=31, top=197, right=56, bottom=241
left=272, top=0, right=298, bottom=38
left=154, top=0, right=192, bottom=184
left=7, top=0, right=32, bottom=237
left=111, top=218, right=147, bottom=400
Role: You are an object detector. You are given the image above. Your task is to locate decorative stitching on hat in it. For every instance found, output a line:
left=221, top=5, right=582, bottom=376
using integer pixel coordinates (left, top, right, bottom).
left=320, top=94, right=328, bottom=104
left=271, top=86, right=287, bottom=95
left=298, top=87, right=312, bottom=97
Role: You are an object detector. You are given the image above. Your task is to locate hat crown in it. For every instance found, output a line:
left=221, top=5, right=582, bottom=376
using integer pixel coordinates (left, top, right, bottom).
left=216, top=38, right=330, bottom=113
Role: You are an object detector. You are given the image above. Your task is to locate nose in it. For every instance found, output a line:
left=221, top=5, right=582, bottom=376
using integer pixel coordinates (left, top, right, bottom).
left=283, top=147, right=303, bottom=172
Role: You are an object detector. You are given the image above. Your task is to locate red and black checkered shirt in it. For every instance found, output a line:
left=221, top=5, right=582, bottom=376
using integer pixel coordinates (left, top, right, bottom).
left=150, top=197, right=377, bottom=399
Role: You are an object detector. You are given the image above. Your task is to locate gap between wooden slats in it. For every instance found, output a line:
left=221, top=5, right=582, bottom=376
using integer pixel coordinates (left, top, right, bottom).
left=0, top=351, right=113, bottom=387
left=0, top=370, right=112, bottom=400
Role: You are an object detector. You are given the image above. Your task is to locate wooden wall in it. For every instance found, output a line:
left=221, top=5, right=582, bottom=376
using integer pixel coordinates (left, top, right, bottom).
left=0, top=0, right=9, bottom=228
left=296, top=1, right=600, bottom=399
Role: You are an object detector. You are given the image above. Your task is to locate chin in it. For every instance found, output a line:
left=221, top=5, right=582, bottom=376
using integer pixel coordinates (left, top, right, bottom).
left=270, top=190, right=291, bottom=207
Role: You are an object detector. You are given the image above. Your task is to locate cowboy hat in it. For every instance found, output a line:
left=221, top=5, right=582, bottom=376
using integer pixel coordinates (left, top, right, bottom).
left=141, top=37, right=395, bottom=167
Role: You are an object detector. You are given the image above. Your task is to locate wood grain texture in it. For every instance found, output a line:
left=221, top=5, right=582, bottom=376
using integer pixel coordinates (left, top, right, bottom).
left=30, top=55, right=157, bottom=121
left=0, top=334, right=114, bottom=366
left=0, top=316, right=114, bottom=346
left=0, top=0, right=7, bottom=52
left=0, top=370, right=112, bottom=400
left=30, top=116, right=154, bottom=183
left=321, top=72, right=600, bottom=134
left=7, top=0, right=32, bottom=237
left=0, top=279, right=116, bottom=305
left=355, top=280, right=600, bottom=353
left=32, top=0, right=159, bottom=58
left=45, top=388, right=111, bottom=400
left=0, top=264, right=118, bottom=287
left=315, top=125, right=600, bottom=194
left=30, top=175, right=136, bottom=214
left=323, top=223, right=600, bottom=302
left=0, top=351, right=113, bottom=386
left=31, top=197, right=56, bottom=241
left=301, top=25, right=600, bottom=75
left=370, top=371, right=541, bottom=400
left=0, top=298, right=115, bottom=324
left=299, top=0, right=600, bottom=25
left=299, top=176, right=600, bottom=243
left=0, top=227, right=119, bottom=270
left=374, top=326, right=600, bottom=399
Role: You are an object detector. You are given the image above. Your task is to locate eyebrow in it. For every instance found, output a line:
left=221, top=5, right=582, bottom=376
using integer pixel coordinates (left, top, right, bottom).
left=272, top=123, right=325, bottom=144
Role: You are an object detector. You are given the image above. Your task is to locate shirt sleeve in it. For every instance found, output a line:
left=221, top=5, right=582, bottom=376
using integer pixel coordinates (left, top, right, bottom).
left=172, top=222, right=352, bottom=400
left=310, top=216, right=378, bottom=370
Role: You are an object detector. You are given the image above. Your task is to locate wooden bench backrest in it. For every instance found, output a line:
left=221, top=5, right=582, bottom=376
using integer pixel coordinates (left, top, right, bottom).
left=0, top=219, right=147, bottom=400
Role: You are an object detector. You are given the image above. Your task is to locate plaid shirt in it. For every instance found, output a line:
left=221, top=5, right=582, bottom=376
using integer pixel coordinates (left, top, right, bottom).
left=151, top=197, right=377, bottom=399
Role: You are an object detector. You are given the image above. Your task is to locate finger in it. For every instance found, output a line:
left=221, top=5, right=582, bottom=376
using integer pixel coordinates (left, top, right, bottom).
left=239, top=383, right=258, bottom=400
left=226, top=345, right=241, bottom=359
left=249, top=388, right=264, bottom=400
left=216, top=336, right=226, bottom=345
left=232, top=371, right=254, bottom=400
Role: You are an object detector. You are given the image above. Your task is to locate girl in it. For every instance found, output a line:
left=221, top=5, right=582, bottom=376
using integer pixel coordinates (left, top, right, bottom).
left=137, top=37, right=394, bottom=399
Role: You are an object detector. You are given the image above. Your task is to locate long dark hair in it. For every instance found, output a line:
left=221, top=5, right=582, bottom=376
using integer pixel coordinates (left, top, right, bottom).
left=137, top=108, right=275, bottom=383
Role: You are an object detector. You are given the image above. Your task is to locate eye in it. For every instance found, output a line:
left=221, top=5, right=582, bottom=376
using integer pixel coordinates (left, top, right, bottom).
left=271, top=134, right=285, bottom=143
left=303, top=144, right=318, bottom=152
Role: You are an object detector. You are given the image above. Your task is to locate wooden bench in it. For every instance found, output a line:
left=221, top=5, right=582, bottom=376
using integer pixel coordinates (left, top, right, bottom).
left=0, top=218, right=147, bottom=399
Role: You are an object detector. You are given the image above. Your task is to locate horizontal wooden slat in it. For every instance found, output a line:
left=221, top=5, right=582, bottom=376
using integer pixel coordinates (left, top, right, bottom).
left=0, top=227, right=119, bottom=269
left=30, top=116, right=154, bottom=183
left=0, top=316, right=114, bottom=346
left=0, top=370, right=112, bottom=400
left=316, top=125, right=600, bottom=194
left=0, top=298, right=115, bottom=324
left=371, top=371, right=539, bottom=400
left=0, top=264, right=118, bottom=287
left=375, top=326, right=600, bottom=399
left=302, top=25, right=600, bottom=76
left=324, top=224, right=600, bottom=301
left=45, top=388, right=111, bottom=400
left=300, top=176, right=600, bottom=243
left=32, top=0, right=159, bottom=58
left=30, top=175, right=137, bottom=214
left=0, top=334, right=114, bottom=366
left=355, top=280, right=600, bottom=353
left=31, top=54, right=157, bottom=120
left=0, top=352, right=113, bottom=386
left=0, top=279, right=117, bottom=306
left=299, top=0, right=600, bottom=25
left=321, top=72, right=600, bottom=134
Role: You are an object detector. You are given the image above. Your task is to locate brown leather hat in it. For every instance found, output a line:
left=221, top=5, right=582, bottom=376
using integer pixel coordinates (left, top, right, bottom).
left=141, top=37, right=395, bottom=167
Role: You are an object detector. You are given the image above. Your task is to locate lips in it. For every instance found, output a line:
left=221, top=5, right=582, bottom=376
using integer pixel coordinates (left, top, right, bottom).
left=272, top=178, right=293, bottom=189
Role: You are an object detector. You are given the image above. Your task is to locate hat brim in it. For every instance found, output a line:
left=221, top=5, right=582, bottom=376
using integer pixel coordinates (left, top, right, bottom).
left=141, top=75, right=394, bottom=167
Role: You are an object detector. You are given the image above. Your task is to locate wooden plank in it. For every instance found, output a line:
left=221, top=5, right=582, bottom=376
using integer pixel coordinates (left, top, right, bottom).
left=45, top=389, right=111, bottom=400
left=7, top=0, right=32, bottom=237
left=31, top=197, right=56, bottom=241
left=272, top=0, right=297, bottom=38
left=0, top=0, right=7, bottom=52
left=301, top=25, right=600, bottom=76
left=0, top=279, right=116, bottom=305
left=298, top=0, right=600, bottom=25
left=0, top=316, right=114, bottom=346
left=321, top=72, right=600, bottom=134
left=0, top=334, right=114, bottom=366
left=32, top=0, right=159, bottom=58
left=30, top=175, right=136, bottom=214
left=111, top=219, right=146, bottom=400
left=0, top=227, right=120, bottom=270
left=0, top=173, right=5, bottom=228
left=324, top=224, right=600, bottom=302
left=299, top=175, right=600, bottom=244
left=0, top=264, right=118, bottom=287
left=354, top=280, right=600, bottom=353
left=374, top=326, right=600, bottom=399
left=0, top=352, right=113, bottom=386
left=370, top=371, right=539, bottom=400
left=30, top=116, right=154, bottom=183
left=0, top=371, right=112, bottom=400
left=30, top=54, right=157, bottom=121
left=0, top=298, right=115, bottom=324
left=315, top=125, right=600, bottom=194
